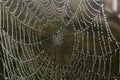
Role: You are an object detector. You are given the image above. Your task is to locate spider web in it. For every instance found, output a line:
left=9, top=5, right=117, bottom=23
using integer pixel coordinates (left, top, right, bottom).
left=0, top=0, right=120, bottom=80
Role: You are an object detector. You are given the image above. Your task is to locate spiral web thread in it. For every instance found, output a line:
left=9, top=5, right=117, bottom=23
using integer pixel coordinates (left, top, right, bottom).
left=0, top=0, right=120, bottom=80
